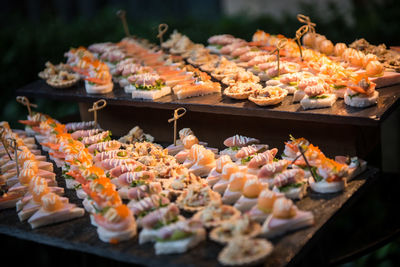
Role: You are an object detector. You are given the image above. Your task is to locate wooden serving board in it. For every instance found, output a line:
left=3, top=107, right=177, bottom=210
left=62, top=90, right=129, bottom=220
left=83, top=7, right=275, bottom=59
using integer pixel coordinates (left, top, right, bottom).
left=0, top=143, right=379, bottom=267
left=15, top=80, right=400, bottom=127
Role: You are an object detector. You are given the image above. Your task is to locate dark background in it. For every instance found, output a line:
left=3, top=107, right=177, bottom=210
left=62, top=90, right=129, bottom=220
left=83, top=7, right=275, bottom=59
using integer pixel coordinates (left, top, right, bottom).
left=1, top=0, right=400, bottom=266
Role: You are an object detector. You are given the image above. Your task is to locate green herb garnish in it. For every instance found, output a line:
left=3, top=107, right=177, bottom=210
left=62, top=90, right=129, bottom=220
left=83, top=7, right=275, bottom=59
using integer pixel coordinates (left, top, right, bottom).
left=230, top=146, right=240, bottom=151
left=309, top=95, right=328, bottom=100
left=117, top=151, right=127, bottom=157
left=310, top=166, right=324, bottom=182
left=74, top=183, right=82, bottom=189
left=156, top=230, right=192, bottom=242
left=278, top=182, right=304, bottom=192
left=331, top=84, right=346, bottom=90
left=348, top=93, right=360, bottom=99
left=131, top=180, right=146, bottom=187
left=241, top=156, right=253, bottom=165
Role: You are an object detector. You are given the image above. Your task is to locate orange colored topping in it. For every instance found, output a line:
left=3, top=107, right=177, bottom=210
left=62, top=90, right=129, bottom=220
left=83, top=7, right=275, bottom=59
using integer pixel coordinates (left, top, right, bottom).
left=115, top=205, right=130, bottom=218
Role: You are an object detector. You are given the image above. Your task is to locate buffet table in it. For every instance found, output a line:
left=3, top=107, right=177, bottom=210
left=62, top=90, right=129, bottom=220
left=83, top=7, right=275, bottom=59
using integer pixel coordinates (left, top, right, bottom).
left=0, top=143, right=380, bottom=266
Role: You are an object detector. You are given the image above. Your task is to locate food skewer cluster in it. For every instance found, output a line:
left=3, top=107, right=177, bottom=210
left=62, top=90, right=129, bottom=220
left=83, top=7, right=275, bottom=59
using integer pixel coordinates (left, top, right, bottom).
left=1, top=96, right=368, bottom=265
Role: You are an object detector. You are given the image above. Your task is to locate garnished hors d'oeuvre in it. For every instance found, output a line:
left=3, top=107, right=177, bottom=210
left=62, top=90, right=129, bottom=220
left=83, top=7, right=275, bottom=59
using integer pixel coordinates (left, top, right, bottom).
left=235, top=144, right=268, bottom=164
left=172, top=67, right=221, bottom=100
left=176, top=184, right=221, bottom=212
left=221, top=69, right=260, bottom=87
left=261, top=198, right=314, bottom=238
left=128, top=194, right=170, bottom=220
left=129, top=73, right=171, bottom=100
left=258, top=61, right=301, bottom=82
left=344, top=76, right=378, bottom=108
left=153, top=219, right=206, bottom=255
left=17, top=176, right=64, bottom=221
left=84, top=63, right=114, bottom=94
left=118, top=126, right=154, bottom=144
left=166, top=172, right=204, bottom=196
left=207, top=34, right=236, bottom=54
left=308, top=158, right=348, bottom=194
left=39, top=61, right=80, bottom=89
left=139, top=203, right=183, bottom=244
left=266, top=72, right=314, bottom=95
left=222, top=172, right=248, bottom=204
left=188, top=146, right=216, bottom=177
left=248, top=86, right=288, bottom=106
left=206, top=155, right=232, bottom=187
left=335, top=155, right=367, bottom=180
left=94, top=204, right=137, bottom=243
left=224, top=82, right=262, bottom=100
left=213, top=162, right=242, bottom=195
left=245, top=148, right=278, bottom=175
left=281, top=135, right=310, bottom=161
left=167, top=128, right=194, bottom=156
left=174, top=134, right=200, bottom=163
left=248, top=188, right=283, bottom=223
left=28, top=192, right=84, bottom=229
left=87, top=140, right=122, bottom=154
left=218, top=236, right=274, bottom=266
left=209, top=215, right=262, bottom=245
left=257, top=159, right=289, bottom=187
left=300, top=81, right=337, bottom=110
left=272, top=169, right=307, bottom=199
left=220, top=134, right=260, bottom=161
left=192, top=201, right=241, bottom=228
left=65, top=121, right=98, bottom=133
left=116, top=170, right=156, bottom=199
left=234, top=176, right=265, bottom=212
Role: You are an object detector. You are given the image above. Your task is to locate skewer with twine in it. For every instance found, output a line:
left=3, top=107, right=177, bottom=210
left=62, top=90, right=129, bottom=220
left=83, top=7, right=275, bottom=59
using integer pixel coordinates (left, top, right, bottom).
left=88, top=99, right=107, bottom=127
left=8, top=138, right=19, bottom=177
left=297, top=14, right=316, bottom=33
left=297, top=145, right=317, bottom=182
left=116, top=10, right=131, bottom=38
left=269, top=38, right=288, bottom=77
left=293, top=25, right=309, bottom=61
left=168, top=107, right=186, bottom=146
left=157, top=23, right=169, bottom=47
left=16, top=96, right=37, bottom=117
left=0, top=127, right=12, bottom=160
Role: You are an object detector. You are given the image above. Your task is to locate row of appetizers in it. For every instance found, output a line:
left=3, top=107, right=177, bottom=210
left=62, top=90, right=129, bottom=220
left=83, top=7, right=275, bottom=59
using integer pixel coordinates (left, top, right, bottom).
left=0, top=121, right=84, bottom=228
left=2, top=111, right=367, bottom=265
left=51, top=38, right=221, bottom=100
left=38, top=26, right=392, bottom=110
left=164, top=30, right=381, bottom=108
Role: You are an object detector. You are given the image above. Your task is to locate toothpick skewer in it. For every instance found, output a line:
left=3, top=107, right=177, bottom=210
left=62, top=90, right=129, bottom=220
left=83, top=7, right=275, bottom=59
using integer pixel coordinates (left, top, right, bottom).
left=88, top=99, right=107, bottom=127
left=168, top=107, right=186, bottom=146
left=116, top=10, right=131, bottom=38
left=157, top=23, right=169, bottom=47
left=16, top=96, right=37, bottom=117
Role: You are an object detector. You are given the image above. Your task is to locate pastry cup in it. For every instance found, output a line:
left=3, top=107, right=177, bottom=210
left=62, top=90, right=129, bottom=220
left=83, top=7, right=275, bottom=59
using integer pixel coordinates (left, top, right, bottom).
left=248, top=89, right=287, bottom=106
left=218, top=237, right=273, bottom=266
left=209, top=221, right=262, bottom=244
left=192, top=205, right=241, bottom=228
left=176, top=190, right=221, bottom=212
left=46, top=75, right=79, bottom=89
left=224, top=89, right=252, bottom=100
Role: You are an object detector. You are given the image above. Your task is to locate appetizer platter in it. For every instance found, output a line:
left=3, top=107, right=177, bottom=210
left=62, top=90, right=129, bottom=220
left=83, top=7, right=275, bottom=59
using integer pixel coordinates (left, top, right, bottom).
left=0, top=104, right=379, bottom=266
left=16, top=14, right=400, bottom=127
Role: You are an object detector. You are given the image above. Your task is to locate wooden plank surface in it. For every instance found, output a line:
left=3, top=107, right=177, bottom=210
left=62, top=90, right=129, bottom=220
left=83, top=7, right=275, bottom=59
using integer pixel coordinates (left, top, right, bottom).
left=16, top=80, right=400, bottom=126
left=0, top=146, right=379, bottom=267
